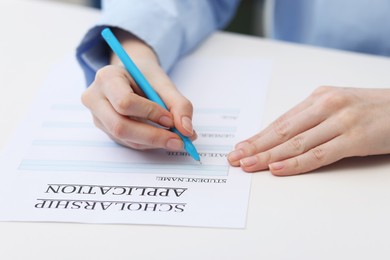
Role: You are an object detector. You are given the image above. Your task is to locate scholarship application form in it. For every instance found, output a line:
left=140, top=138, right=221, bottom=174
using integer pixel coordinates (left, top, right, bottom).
left=0, top=53, right=271, bottom=228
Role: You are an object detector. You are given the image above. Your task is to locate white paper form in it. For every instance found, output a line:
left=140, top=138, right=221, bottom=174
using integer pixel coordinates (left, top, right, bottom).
left=0, top=54, right=270, bottom=228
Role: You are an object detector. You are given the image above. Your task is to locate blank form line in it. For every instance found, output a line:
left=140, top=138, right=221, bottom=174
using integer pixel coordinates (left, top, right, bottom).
left=195, top=108, right=240, bottom=115
left=42, top=122, right=95, bottom=128
left=32, top=140, right=122, bottom=147
left=50, top=104, right=240, bottom=116
left=41, top=122, right=237, bottom=133
left=32, top=140, right=233, bottom=152
left=19, top=160, right=229, bottom=176
left=50, top=104, right=86, bottom=111
left=194, top=126, right=237, bottom=133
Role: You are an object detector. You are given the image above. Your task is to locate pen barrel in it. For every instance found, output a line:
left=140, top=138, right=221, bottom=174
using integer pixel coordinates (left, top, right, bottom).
left=101, top=28, right=167, bottom=110
left=101, top=28, right=200, bottom=161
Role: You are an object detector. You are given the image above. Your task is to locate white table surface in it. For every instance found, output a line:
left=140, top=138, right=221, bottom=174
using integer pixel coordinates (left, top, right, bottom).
left=1, top=1, right=390, bottom=259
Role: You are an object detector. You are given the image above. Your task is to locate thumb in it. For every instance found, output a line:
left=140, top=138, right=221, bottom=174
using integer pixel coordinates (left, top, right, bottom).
left=166, top=90, right=194, bottom=137
left=148, top=73, right=194, bottom=137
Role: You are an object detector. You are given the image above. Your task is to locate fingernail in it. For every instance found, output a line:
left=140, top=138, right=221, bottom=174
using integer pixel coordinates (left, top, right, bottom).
left=159, top=116, right=173, bottom=127
left=166, top=139, right=183, bottom=150
left=269, top=161, right=285, bottom=171
left=228, top=149, right=244, bottom=162
left=240, top=156, right=258, bottom=167
left=181, top=116, right=193, bottom=135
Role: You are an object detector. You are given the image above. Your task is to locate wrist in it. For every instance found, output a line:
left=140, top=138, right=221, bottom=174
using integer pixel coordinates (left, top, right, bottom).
left=110, top=28, right=159, bottom=66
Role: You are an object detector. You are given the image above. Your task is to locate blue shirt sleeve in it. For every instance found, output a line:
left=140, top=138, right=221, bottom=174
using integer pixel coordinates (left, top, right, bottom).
left=269, top=0, right=390, bottom=57
left=76, top=0, right=239, bottom=86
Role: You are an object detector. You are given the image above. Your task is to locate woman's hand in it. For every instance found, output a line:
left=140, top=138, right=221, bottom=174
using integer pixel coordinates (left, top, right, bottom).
left=228, top=86, right=390, bottom=176
left=81, top=29, right=196, bottom=150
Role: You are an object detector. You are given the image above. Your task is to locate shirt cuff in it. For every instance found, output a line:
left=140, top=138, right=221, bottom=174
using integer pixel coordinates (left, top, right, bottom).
left=76, top=4, right=185, bottom=86
left=76, top=25, right=110, bottom=86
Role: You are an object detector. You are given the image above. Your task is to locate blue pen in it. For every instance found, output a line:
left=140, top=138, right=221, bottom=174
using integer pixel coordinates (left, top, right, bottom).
left=101, top=28, right=200, bottom=162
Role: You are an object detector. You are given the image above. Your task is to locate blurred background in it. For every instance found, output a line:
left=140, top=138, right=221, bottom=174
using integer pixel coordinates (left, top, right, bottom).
left=47, top=0, right=265, bottom=36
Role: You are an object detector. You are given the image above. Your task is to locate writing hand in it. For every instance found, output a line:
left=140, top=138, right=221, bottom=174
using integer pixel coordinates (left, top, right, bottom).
left=81, top=29, right=196, bottom=150
left=228, top=86, right=390, bottom=176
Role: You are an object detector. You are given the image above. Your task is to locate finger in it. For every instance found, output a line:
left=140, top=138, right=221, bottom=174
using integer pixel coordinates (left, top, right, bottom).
left=96, top=66, right=174, bottom=128
left=237, top=95, right=315, bottom=146
left=228, top=103, right=328, bottom=164
left=232, top=85, right=335, bottom=152
left=147, top=69, right=195, bottom=137
left=238, top=117, right=342, bottom=171
left=89, top=97, right=183, bottom=150
left=168, top=91, right=195, bottom=138
left=93, top=106, right=198, bottom=150
left=268, top=135, right=352, bottom=176
left=90, top=115, right=156, bottom=150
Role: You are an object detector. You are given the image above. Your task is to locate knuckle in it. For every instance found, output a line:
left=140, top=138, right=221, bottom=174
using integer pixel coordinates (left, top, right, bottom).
left=317, top=89, right=353, bottom=112
left=337, top=109, right=359, bottom=130
left=260, top=151, right=272, bottom=164
left=288, top=156, right=307, bottom=175
left=114, top=94, right=158, bottom=120
left=94, top=65, right=117, bottom=83
left=80, top=90, right=90, bottom=107
left=292, top=157, right=301, bottom=169
left=289, top=136, right=305, bottom=153
left=171, top=96, right=194, bottom=114
left=94, top=67, right=110, bottom=83
left=81, top=87, right=96, bottom=108
left=145, top=104, right=159, bottom=120
left=149, top=132, right=165, bottom=147
left=291, top=157, right=301, bottom=170
left=272, top=116, right=290, bottom=138
left=240, top=142, right=258, bottom=156
left=311, top=146, right=325, bottom=161
left=108, top=119, right=127, bottom=140
left=128, top=142, right=146, bottom=150
left=327, top=95, right=349, bottom=109
left=114, top=95, right=133, bottom=115
left=312, top=85, right=335, bottom=97
left=183, top=97, right=194, bottom=111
